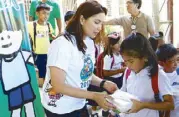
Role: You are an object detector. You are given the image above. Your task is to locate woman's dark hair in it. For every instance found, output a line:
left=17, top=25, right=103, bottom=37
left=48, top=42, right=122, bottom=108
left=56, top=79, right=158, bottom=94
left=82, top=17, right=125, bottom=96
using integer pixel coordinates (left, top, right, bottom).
left=65, top=1, right=107, bottom=54
left=120, top=33, right=158, bottom=77
left=64, top=11, right=75, bottom=22
left=104, top=32, right=121, bottom=57
left=156, top=44, right=177, bottom=62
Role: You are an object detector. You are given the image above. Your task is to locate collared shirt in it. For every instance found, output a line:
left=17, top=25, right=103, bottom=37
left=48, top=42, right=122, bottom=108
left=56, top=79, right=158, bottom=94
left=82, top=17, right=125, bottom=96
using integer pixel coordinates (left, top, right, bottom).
left=106, top=12, right=155, bottom=38
left=103, top=54, right=124, bottom=78
left=120, top=67, right=172, bottom=117
left=166, top=71, right=179, bottom=117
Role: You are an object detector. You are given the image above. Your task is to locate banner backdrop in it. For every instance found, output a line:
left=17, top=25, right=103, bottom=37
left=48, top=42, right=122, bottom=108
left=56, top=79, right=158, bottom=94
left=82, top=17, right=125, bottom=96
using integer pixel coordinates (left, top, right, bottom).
left=0, top=0, right=44, bottom=117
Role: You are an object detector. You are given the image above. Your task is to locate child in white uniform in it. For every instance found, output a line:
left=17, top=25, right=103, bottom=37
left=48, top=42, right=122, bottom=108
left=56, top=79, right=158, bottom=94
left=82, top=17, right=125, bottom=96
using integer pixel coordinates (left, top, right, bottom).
left=103, top=32, right=125, bottom=88
left=119, top=33, right=174, bottom=117
left=156, top=44, right=179, bottom=117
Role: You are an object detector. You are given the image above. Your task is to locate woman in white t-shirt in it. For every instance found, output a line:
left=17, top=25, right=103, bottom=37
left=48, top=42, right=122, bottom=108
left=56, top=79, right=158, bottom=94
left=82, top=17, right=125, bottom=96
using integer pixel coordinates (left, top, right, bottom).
left=41, top=1, right=117, bottom=117
left=119, top=33, right=174, bottom=117
left=103, top=32, right=126, bottom=89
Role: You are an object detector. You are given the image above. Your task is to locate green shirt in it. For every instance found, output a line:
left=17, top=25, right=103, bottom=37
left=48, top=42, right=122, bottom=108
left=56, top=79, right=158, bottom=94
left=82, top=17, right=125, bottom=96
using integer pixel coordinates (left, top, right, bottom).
left=29, top=0, right=61, bottom=31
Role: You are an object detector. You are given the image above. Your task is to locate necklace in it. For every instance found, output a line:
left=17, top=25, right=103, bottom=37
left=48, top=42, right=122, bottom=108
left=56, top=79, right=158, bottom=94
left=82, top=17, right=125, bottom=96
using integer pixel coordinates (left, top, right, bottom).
left=131, top=17, right=137, bottom=30
left=131, top=11, right=140, bottom=31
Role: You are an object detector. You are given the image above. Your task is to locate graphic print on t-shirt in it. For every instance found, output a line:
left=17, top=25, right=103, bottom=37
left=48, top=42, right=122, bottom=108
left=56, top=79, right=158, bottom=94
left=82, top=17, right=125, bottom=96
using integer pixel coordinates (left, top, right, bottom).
left=44, top=80, right=63, bottom=107
left=36, top=30, right=49, bottom=38
left=80, top=55, right=94, bottom=88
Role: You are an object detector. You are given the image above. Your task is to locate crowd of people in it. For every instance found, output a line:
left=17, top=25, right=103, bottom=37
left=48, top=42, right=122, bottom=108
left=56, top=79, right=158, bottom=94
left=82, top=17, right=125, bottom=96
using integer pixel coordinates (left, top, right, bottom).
left=26, top=0, right=179, bottom=117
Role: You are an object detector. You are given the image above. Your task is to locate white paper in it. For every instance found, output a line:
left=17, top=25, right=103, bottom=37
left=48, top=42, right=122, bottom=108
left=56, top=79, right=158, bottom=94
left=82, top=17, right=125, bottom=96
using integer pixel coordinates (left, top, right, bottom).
left=106, top=90, right=140, bottom=113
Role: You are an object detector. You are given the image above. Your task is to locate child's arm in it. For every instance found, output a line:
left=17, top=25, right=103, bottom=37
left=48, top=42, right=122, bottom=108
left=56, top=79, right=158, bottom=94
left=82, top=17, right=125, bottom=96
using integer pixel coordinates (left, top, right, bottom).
left=127, top=94, right=174, bottom=113
left=103, top=55, right=125, bottom=77
left=49, top=33, right=56, bottom=40
left=48, top=23, right=56, bottom=40
left=103, top=67, right=126, bottom=77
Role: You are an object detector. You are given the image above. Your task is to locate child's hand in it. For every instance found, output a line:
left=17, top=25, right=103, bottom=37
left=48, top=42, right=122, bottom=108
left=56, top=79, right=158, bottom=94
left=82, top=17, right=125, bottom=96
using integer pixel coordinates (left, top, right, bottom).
left=49, top=33, right=56, bottom=40
left=126, top=99, right=144, bottom=113
left=117, top=67, right=126, bottom=73
left=121, top=67, right=127, bottom=72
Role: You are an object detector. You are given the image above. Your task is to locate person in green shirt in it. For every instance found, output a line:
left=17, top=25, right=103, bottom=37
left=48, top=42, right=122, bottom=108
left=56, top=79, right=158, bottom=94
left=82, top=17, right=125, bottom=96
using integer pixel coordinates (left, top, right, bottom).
left=29, top=0, right=62, bottom=41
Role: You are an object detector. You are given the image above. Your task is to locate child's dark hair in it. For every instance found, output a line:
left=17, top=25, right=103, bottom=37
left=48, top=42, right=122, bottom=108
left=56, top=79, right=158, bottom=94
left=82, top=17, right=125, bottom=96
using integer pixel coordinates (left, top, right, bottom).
left=149, top=31, right=164, bottom=51
left=36, top=3, right=51, bottom=12
left=103, top=32, right=121, bottom=57
left=64, top=11, right=75, bottom=22
left=120, top=33, right=158, bottom=77
left=149, top=36, right=158, bottom=51
left=156, top=44, right=177, bottom=62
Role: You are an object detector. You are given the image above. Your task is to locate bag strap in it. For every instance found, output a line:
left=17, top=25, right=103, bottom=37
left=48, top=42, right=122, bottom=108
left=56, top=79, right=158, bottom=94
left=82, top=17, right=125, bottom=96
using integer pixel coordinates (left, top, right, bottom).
left=47, top=22, right=51, bottom=33
left=110, top=55, right=115, bottom=69
left=96, top=52, right=104, bottom=79
left=125, top=68, right=131, bottom=80
left=151, top=69, right=162, bottom=103
left=151, top=71, right=159, bottom=95
left=33, top=21, right=37, bottom=50
left=151, top=70, right=165, bottom=117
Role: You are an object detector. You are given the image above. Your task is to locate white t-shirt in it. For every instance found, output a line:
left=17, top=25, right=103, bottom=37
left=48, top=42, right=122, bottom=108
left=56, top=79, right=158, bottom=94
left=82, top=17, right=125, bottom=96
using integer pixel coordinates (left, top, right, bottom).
left=120, top=67, right=173, bottom=117
left=103, top=54, right=124, bottom=78
left=166, top=71, right=179, bottom=117
left=41, top=35, right=95, bottom=114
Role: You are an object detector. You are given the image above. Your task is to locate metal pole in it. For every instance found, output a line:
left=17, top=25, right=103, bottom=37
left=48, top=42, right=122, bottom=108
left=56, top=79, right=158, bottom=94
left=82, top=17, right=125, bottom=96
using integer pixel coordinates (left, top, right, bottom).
left=167, top=0, right=173, bottom=44
left=152, top=0, right=160, bottom=32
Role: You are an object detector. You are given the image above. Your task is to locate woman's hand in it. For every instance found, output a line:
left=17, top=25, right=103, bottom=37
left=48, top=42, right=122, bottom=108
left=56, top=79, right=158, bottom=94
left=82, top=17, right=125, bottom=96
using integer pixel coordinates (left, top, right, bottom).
left=93, top=92, right=116, bottom=110
left=127, top=99, right=144, bottom=113
left=103, top=80, right=118, bottom=93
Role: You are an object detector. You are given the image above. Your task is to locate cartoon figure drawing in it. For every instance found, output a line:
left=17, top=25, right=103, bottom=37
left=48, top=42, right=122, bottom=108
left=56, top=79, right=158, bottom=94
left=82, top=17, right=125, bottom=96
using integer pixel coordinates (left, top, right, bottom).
left=80, top=55, right=94, bottom=88
left=44, top=80, right=63, bottom=107
left=45, top=80, right=63, bottom=107
left=80, top=56, right=94, bottom=81
left=48, top=89, right=63, bottom=107
left=0, top=30, right=36, bottom=117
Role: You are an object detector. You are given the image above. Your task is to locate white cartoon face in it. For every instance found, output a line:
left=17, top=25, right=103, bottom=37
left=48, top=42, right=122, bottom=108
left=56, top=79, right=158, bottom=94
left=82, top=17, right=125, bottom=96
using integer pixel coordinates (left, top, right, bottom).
left=0, top=30, right=22, bottom=55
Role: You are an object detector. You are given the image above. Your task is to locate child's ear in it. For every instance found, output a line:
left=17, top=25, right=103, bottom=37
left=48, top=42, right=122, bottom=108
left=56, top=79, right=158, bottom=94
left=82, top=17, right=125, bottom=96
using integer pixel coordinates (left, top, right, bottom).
left=158, top=61, right=164, bottom=66
left=36, top=12, right=39, bottom=17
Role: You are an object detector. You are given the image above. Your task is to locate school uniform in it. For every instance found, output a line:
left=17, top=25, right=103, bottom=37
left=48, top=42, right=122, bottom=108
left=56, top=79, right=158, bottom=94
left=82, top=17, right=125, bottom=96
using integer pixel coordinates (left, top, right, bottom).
left=103, top=54, right=124, bottom=88
left=120, top=67, right=173, bottom=117
left=166, top=71, right=179, bottom=117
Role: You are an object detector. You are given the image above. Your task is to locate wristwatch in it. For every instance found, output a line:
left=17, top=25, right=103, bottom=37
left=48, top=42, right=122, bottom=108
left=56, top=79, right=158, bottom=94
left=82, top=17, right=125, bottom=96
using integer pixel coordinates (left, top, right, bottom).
left=100, top=80, right=106, bottom=88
